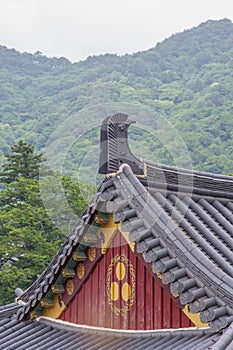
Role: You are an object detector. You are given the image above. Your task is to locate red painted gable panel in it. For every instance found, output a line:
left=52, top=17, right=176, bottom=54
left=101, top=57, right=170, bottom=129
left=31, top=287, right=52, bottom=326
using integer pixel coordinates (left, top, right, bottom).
left=61, top=231, right=193, bottom=329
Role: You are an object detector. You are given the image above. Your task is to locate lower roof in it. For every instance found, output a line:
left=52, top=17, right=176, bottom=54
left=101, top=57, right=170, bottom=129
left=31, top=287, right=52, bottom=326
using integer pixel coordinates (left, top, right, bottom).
left=0, top=302, right=22, bottom=320
left=0, top=316, right=231, bottom=350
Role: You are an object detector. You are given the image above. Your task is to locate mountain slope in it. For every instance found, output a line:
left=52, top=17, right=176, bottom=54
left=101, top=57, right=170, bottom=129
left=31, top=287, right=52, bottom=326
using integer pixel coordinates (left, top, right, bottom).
left=0, top=18, right=233, bottom=176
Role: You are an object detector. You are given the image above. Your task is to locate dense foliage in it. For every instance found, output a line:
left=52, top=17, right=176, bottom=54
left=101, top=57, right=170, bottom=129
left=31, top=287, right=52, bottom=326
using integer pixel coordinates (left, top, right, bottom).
left=0, top=19, right=233, bottom=175
left=0, top=140, right=43, bottom=183
left=0, top=142, right=90, bottom=305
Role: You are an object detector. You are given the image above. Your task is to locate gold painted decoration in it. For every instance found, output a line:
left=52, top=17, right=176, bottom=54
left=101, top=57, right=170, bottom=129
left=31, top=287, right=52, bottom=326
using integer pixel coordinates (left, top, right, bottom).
left=72, top=251, right=86, bottom=261
left=62, top=268, right=75, bottom=278
left=100, top=213, right=119, bottom=255
left=111, top=281, right=119, bottom=301
left=42, top=294, right=67, bottom=319
left=40, top=298, right=54, bottom=308
left=102, top=247, right=108, bottom=255
left=106, top=254, right=135, bottom=316
left=122, top=282, right=131, bottom=302
left=183, top=305, right=209, bottom=328
left=120, top=231, right=135, bottom=252
left=116, top=262, right=126, bottom=281
left=76, top=263, right=85, bottom=279
left=88, top=247, right=96, bottom=262
left=66, top=279, right=74, bottom=296
left=95, top=213, right=108, bottom=225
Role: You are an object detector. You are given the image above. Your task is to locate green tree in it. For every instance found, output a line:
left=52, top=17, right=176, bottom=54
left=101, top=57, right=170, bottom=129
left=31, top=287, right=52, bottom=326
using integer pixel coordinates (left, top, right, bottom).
left=0, top=141, right=88, bottom=305
left=0, top=140, right=43, bottom=184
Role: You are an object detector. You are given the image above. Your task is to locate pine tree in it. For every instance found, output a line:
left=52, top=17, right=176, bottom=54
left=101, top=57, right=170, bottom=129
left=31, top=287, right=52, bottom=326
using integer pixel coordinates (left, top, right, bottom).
left=0, top=141, right=90, bottom=305
left=0, top=141, right=63, bottom=305
left=0, top=140, right=43, bottom=184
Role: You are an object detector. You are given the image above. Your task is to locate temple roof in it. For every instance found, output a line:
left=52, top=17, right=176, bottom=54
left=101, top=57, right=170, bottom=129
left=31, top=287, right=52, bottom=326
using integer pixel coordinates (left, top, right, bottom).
left=1, top=113, right=233, bottom=349
left=0, top=303, right=22, bottom=320
left=102, top=164, right=233, bottom=331
left=0, top=316, right=231, bottom=350
left=14, top=159, right=233, bottom=330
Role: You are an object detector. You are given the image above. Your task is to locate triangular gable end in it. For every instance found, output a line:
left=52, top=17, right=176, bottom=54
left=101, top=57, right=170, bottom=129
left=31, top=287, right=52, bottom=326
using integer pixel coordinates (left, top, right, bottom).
left=42, top=216, right=200, bottom=330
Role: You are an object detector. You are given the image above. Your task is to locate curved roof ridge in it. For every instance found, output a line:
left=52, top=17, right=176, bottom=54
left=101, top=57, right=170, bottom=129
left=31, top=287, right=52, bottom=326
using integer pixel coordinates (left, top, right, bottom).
left=98, top=113, right=233, bottom=194
left=38, top=317, right=211, bottom=337
left=0, top=302, right=22, bottom=320
left=144, top=158, right=233, bottom=182
left=0, top=315, right=226, bottom=350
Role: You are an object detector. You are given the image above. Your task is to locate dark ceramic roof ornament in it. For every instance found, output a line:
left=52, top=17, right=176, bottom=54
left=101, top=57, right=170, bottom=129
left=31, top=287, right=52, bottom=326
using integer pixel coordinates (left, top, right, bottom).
left=99, top=113, right=145, bottom=176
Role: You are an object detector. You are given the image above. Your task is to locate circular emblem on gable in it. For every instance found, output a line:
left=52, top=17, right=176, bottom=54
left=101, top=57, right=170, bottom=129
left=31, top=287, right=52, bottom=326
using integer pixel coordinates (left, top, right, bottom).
left=106, top=254, right=135, bottom=316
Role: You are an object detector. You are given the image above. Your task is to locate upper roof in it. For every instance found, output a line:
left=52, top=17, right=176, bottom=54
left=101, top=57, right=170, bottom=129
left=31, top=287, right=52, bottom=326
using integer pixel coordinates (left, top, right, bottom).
left=103, top=164, right=233, bottom=331
left=98, top=113, right=233, bottom=331
left=3, top=113, right=233, bottom=348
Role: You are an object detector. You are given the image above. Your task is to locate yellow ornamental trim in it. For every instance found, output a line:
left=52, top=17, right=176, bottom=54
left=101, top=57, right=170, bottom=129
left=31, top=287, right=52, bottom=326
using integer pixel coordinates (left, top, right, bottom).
left=122, top=282, right=131, bottom=302
left=106, top=254, right=135, bottom=316
left=99, top=213, right=119, bottom=254
left=120, top=230, right=135, bottom=252
left=116, top=262, right=126, bottom=281
left=110, top=282, right=119, bottom=301
left=183, top=305, right=209, bottom=328
left=42, top=294, right=67, bottom=319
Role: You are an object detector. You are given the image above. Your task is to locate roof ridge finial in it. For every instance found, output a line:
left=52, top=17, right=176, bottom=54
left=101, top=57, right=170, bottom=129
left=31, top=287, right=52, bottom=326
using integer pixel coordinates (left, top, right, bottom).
left=98, top=113, right=145, bottom=175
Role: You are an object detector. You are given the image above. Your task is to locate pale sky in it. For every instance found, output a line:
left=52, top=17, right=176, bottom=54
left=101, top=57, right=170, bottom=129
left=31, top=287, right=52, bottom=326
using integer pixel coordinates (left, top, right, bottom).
left=0, top=0, right=233, bottom=62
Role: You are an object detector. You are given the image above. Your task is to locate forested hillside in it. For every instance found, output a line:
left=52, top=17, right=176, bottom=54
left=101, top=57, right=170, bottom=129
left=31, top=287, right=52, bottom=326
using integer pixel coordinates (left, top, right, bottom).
left=0, top=18, right=233, bottom=175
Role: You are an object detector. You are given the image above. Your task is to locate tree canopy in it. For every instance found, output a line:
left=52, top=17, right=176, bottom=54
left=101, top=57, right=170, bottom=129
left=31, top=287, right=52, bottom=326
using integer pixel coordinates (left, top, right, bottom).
left=0, top=141, right=89, bottom=305
left=0, top=140, right=43, bottom=184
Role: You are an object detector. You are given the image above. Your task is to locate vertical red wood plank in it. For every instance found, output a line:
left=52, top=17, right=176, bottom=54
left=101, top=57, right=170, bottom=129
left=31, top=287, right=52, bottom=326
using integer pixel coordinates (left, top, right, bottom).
left=162, top=289, right=172, bottom=328
left=128, top=250, right=136, bottom=330
left=72, top=295, right=76, bottom=324
left=126, top=242, right=131, bottom=330
left=181, top=309, right=193, bottom=327
left=64, top=311, right=67, bottom=321
left=136, top=255, right=145, bottom=329
left=118, top=237, right=128, bottom=330
left=145, top=267, right=153, bottom=330
left=77, top=286, right=84, bottom=324
left=98, top=254, right=107, bottom=327
left=171, top=298, right=181, bottom=328
left=68, top=301, right=72, bottom=322
left=70, top=294, right=77, bottom=324
left=84, top=275, right=91, bottom=325
left=76, top=293, right=79, bottom=324
left=64, top=305, right=69, bottom=322
left=91, top=263, right=99, bottom=327
left=153, top=280, right=163, bottom=329
left=62, top=310, right=66, bottom=321
left=105, top=245, right=113, bottom=328
left=113, top=242, right=120, bottom=330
